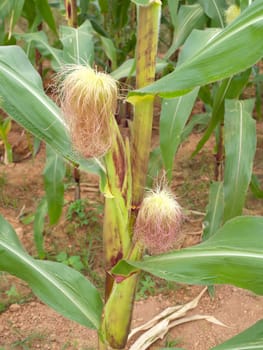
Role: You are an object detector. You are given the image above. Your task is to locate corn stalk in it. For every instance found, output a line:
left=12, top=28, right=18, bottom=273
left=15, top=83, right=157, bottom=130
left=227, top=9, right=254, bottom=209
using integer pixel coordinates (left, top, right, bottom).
left=99, top=1, right=161, bottom=349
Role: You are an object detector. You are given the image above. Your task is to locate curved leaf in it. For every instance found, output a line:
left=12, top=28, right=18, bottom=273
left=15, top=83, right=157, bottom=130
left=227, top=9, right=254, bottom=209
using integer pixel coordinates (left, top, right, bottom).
left=193, top=68, right=251, bottom=156
left=33, top=197, right=48, bottom=259
left=199, top=0, right=226, bottom=28
left=0, top=215, right=103, bottom=329
left=43, top=146, right=65, bottom=225
left=129, top=0, right=263, bottom=98
left=0, top=45, right=101, bottom=175
left=160, top=88, right=199, bottom=180
left=212, top=320, right=263, bottom=349
left=111, top=58, right=167, bottom=80
left=165, top=4, right=205, bottom=59
left=17, top=31, right=64, bottom=70
left=100, top=35, right=117, bottom=70
left=60, top=20, right=94, bottom=66
left=223, top=99, right=256, bottom=222
left=35, top=0, right=58, bottom=35
left=203, top=182, right=224, bottom=240
left=113, top=216, right=263, bottom=295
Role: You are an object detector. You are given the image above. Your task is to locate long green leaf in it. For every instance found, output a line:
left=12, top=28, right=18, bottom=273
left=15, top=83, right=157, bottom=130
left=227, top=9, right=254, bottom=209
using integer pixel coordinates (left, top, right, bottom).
left=8, top=0, right=25, bottom=39
left=35, top=0, right=58, bottom=35
left=165, top=4, right=205, bottom=59
left=17, top=31, right=64, bottom=70
left=43, top=146, right=65, bottom=225
left=100, top=36, right=117, bottom=70
left=212, top=320, right=263, bottom=349
left=167, top=0, right=180, bottom=27
left=60, top=20, right=94, bottom=66
left=33, top=197, right=48, bottom=259
left=203, top=182, right=224, bottom=240
left=193, top=69, right=251, bottom=156
left=223, top=99, right=256, bottom=222
left=160, top=88, right=199, bottom=180
left=111, top=58, right=167, bottom=80
left=0, top=45, right=101, bottom=174
left=192, top=77, right=232, bottom=157
left=113, top=216, right=263, bottom=295
left=0, top=214, right=103, bottom=329
left=128, top=0, right=263, bottom=98
left=198, top=0, right=226, bottom=28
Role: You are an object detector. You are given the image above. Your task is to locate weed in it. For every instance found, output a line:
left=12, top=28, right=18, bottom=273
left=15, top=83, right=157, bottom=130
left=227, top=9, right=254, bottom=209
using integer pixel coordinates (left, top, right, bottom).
left=56, top=251, right=84, bottom=272
left=10, top=329, right=47, bottom=350
left=0, top=274, right=32, bottom=312
left=5, top=285, right=20, bottom=300
left=136, top=274, right=156, bottom=300
left=164, top=336, right=181, bottom=348
left=136, top=273, right=180, bottom=300
left=66, top=199, right=103, bottom=229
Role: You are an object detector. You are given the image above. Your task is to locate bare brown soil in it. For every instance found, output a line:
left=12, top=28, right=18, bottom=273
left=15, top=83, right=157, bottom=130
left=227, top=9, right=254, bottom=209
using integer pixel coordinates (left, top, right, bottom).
left=0, top=120, right=262, bottom=350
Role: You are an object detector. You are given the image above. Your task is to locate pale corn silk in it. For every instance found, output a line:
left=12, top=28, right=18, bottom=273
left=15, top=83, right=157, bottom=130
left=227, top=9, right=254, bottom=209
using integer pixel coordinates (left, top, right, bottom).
left=57, top=65, right=118, bottom=158
left=134, top=187, right=183, bottom=254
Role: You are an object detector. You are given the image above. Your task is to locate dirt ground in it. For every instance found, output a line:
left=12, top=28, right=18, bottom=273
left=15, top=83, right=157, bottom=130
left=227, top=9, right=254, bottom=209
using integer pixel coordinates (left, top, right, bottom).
left=0, top=119, right=263, bottom=350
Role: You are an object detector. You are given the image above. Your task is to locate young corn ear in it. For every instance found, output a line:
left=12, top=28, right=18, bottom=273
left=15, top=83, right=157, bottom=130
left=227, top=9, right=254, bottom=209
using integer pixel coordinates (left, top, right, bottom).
left=134, top=187, right=182, bottom=254
left=58, top=65, right=118, bottom=158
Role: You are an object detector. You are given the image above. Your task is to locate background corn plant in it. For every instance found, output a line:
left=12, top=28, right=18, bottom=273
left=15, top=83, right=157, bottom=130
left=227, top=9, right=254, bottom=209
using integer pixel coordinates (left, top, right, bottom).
left=0, top=0, right=263, bottom=348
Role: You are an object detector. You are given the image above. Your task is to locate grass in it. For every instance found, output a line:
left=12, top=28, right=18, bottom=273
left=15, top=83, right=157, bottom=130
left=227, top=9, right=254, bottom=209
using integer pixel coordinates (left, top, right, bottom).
left=0, top=273, right=32, bottom=312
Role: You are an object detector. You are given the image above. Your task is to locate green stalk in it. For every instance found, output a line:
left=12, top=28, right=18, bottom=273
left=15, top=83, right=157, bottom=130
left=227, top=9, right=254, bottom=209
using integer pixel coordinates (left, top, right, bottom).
left=102, top=116, right=132, bottom=302
left=99, top=2, right=161, bottom=349
left=131, top=0, right=161, bottom=208
left=99, top=244, right=144, bottom=349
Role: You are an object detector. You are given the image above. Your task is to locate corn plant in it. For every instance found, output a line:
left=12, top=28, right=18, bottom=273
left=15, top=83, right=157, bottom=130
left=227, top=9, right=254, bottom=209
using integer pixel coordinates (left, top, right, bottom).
left=0, top=1, right=263, bottom=349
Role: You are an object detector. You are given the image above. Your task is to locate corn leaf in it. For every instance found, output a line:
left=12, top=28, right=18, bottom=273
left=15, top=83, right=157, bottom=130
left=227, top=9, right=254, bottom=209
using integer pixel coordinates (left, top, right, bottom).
left=165, top=4, right=205, bottom=59
left=223, top=99, right=256, bottom=222
left=0, top=45, right=101, bottom=175
left=60, top=20, right=94, bottom=66
left=160, top=88, right=199, bottom=180
left=193, top=69, right=251, bottom=156
left=113, top=216, right=263, bottom=295
left=33, top=197, right=48, bottom=259
left=203, top=182, right=224, bottom=240
left=250, top=174, right=263, bottom=199
left=43, top=146, right=65, bottom=225
left=212, top=319, right=263, bottom=349
left=129, top=0, right=263, bottom=98
left=167, top=0, right=179, bottom=27
left=17, top=31, right=64, bottom=71
left=198, top=0, right=226, bottom=28
left=111, top=58, right=167, bottom=80
left=35, top=0, right=58, bottom=35
left=0, top=214, right=103, bottom=329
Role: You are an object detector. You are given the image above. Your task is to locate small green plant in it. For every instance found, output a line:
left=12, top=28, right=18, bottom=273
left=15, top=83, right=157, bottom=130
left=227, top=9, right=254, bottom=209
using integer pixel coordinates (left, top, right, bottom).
left=136, top=274, right=156, bottom=300
left=5, top=284, right=19, bottom=300
left=164, top=336, right=181, bottom=348
left=67, top=199, right=99, bottom=228
left=55, top=252, right=84, bottom=272
left=10, top=329, right=46, bottom=350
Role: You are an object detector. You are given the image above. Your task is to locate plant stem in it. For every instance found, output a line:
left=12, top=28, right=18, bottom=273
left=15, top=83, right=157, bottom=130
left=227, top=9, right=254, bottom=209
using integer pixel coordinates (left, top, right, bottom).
left=131, top=1, right=161, bottom=208
left=99, top=2, right=161, bottom=349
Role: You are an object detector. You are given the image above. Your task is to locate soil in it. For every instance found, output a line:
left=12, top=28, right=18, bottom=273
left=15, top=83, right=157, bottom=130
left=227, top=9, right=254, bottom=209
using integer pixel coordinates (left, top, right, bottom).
left=0, top=118, right=263, bottom=350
